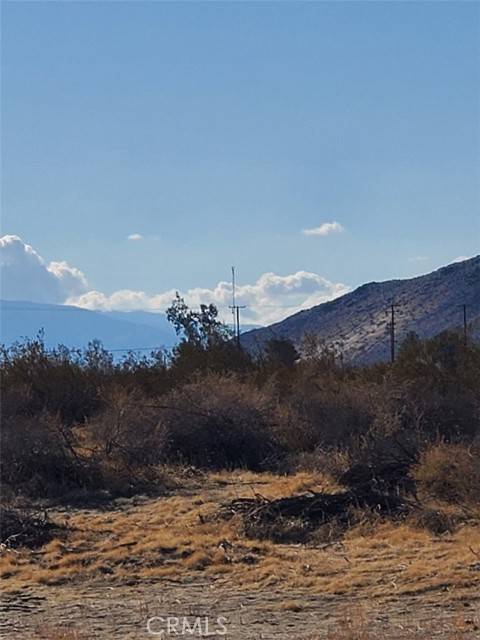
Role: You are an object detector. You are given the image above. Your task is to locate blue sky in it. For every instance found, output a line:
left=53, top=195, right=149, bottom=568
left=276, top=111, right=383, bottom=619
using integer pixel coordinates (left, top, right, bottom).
left=1, top=1, right=479, bottom=324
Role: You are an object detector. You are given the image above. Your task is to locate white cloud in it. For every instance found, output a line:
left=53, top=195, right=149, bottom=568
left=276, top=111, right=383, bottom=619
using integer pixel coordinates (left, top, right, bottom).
left=48, top=261, right=89, bottom=295
left=302, top=222, right=344, bottom=237
left=0, top=235, right=88, bottom=303
left=127, top=233, right=143, bottom=241
left=408, top=256, right=429, bottom=262
left=1, top=235, right=349, bottom=325
left=68, top=271, right=349, bottom=325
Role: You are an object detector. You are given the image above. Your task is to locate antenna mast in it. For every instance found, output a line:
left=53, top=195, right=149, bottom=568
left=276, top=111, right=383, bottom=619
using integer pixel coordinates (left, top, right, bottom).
left=229, top=266, right=246, bottom=348
left=231, top=266, right=237, bottom=337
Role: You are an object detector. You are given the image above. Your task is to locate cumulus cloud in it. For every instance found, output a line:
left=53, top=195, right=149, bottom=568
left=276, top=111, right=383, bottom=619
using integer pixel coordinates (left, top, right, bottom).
left=302, top=222, right=344, bottom=237
left=127, top=233, right=143, bottom=241
left=0, top=235, right=88, bottom=303
left=2, top=235, right=349, bottom=325
left=68, top=271, right=349, bottom=325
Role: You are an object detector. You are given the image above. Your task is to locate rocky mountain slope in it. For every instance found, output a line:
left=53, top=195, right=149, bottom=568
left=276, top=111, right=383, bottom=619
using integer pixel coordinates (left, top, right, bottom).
left=241, top=256, right=480, bottom=364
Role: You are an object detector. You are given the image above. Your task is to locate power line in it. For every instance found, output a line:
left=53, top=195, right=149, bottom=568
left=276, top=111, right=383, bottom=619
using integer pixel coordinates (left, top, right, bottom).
left=104, top=346, right=167, bottom=353
left=3, top=344, right=168, bottom=355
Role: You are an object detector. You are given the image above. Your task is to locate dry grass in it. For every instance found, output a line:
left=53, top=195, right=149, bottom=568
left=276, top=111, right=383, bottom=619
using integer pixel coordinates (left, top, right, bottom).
left=414, top=442, right=480, bottom=504
left=279, top=600, right=305, bottom=612
left=2, top=471, right=480, bottom=608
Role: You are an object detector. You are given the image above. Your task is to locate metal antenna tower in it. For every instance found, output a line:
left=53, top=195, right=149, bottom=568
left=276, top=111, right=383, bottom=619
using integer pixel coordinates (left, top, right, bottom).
left=229, top=266, right=246, bottom=348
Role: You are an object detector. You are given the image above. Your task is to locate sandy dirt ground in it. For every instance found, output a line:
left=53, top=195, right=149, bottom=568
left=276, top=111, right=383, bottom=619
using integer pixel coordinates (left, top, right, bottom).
left=2, top=576, right=480, bottom=639
left=2, top=473, right=480, bottom=639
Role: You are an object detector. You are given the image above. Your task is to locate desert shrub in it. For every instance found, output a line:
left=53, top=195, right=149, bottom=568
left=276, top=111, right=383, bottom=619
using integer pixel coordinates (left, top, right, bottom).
left=0, top=338, right=174, bottom=424
left=243, top=514, right=313, bottom=544
left=86, top=387, right=169, bottom=468
left=1, top=383, right=35, bottom=420
left=407, top=508, right=459, bottom=535
left=287, top=375, right=376, bottom=449
left=1, top=325, right=478, bottom=505
left=0, top=338, right=108, bottom=423
left=394, top=332, right=480, bottom=440
left=397, top=383, right=479, bottom=442
left=262, top=338, right=299, bottom=369
left=0, top=505, right=64, bottom=549
left=334, top=410, right=422, bottom=497
left=285, top=447, right=350, bottom=480
left=169, top=340, right=252, bottom=382
left=158, top=375, right=286, bottom=470
left=115, top=349, right=171, bottom=395
left=0, top=414, right=102, bottom=497
left=413, top=442, right=480, bottom=504
left=1, top=409, right=171, bottom=500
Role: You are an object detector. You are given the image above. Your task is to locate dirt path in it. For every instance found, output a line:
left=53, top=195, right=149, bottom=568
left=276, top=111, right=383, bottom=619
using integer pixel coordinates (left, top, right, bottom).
left=2, top=577, right=480, bottom=639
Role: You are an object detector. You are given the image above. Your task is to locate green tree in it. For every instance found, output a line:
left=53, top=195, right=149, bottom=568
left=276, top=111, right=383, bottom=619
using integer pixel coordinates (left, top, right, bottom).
left=166, top=294, right=252, bottom=378
left=166, top=293, right=232, bottom=347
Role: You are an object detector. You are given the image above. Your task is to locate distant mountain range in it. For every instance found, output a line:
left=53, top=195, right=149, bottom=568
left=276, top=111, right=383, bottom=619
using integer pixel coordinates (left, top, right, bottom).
left=0, top=301, right=178, bottom=353
left=241, top=256, right=480, bottom=364
left=2, top=257, right=478, bottom=362
left=0, top=300, right=259, bottom=354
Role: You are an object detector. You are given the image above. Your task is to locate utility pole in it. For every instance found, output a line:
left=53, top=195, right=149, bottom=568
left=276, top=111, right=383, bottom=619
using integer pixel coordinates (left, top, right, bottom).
left=229, top=266, right=246, bottom=348
left=236, top=306, right=241, bottom=347
left=230, top=266, right=237, bottom=337
left=389, top=302, right=400, bottom=363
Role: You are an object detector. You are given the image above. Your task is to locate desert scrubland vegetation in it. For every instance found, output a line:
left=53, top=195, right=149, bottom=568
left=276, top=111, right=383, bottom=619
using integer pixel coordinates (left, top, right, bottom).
left=1, top=299, right=479, bottom=638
